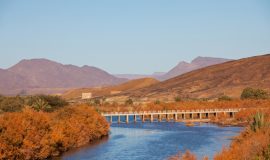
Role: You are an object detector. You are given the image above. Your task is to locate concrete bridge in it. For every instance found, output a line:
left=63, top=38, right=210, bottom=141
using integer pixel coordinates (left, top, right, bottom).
left=101, top=108, right=242, bottom=123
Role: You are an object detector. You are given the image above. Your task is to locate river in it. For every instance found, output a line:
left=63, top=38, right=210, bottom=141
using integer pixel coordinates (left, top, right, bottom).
left=62, top=122, right=242, bottom=160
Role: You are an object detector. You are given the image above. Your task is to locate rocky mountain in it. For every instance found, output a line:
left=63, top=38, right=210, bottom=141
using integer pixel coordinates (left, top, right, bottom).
left=117, top=54, right=270, bottom=100
left=0, top=59, right=127, bottom=95
left=114, top=57, right=231, bottom=81
left=158, top=57, right=232, bottom=80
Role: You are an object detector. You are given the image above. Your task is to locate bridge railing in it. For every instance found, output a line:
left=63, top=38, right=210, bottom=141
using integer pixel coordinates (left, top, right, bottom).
left=101, top=108, right=243, bottom=116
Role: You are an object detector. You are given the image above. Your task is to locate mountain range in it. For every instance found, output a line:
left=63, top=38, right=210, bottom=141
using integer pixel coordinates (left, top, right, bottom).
left=114, top=56, right=232, bottom=81
left=0, top=59, right=126, bottom=95
left=114, top=54, right=270, bottom=101
left=0, top=56, right=247, bottom=96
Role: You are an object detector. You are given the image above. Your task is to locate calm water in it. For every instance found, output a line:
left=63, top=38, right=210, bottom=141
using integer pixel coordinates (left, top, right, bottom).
left=62, top=122, right=242, bottom=160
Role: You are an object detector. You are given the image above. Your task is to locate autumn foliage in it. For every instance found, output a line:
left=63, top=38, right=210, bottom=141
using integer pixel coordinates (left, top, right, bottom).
left=168, top=150, right=198, bottom=160
left=0, top=104, right=109, bottom=159
left=214, top=108, right=270, bottom=160
left=167, top=107, right=270, bottom=160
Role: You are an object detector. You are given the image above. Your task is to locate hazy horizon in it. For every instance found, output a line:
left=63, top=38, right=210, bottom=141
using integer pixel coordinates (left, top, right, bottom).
left=1, top=0, right=270, bottom=74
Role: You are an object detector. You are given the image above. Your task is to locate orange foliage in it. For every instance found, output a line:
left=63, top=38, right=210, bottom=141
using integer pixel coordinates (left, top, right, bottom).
left=168, top=150, right=197, bottom=160
left=0, top=105, right=109, bottom=159
left=214, top=108, right=270, bottom=160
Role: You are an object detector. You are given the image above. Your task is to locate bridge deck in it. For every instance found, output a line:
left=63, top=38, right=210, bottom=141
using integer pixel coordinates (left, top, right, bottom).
left=102, top=108, right=242, bottom=116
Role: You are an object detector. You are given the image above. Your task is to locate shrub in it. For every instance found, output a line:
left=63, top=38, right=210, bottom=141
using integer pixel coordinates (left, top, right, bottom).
left=88, top=99, right=101, bottom=106
left=0, top=96, right=24, bottom=112
left=37, top=95, right=68, bottom=108
left=218, top=95, right=232, bottom=101
left=174, top=96, right=182, bottom=102
left=125, top=99, right=133, bottom=105
left=241, top=87, right=269, bottom=100
left=26, top=95, right=68, bottom=112
left=154, top=99, right=161, bottom=104
left=31, top=98, right=52, bottom=112
left=168, top=150, right=198, bottom=160
left=0, top=105, right=109, bottom=159
left=250, top=112, right=265, bottom=132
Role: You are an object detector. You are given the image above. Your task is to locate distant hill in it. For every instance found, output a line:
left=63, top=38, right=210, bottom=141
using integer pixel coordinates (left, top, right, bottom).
left=116, top=54, right=270, bottom=100
left=114, top=74, right=151, bottom=80
left=114, top=57, right=231, bottom=81
left=0, top=59, right=127, bottom=95
left=158, top=56, right=232, bottom=80
left=114, top=72, right=165, bottom=80
left=62, top=78, right=159, bottom=100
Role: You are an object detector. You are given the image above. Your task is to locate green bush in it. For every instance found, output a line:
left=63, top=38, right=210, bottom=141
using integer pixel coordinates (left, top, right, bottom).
left=125, top=99, right=133, bottom=105
left=154, top=99, right=161, bottom=104
left=241, top=87, right=269, bottom=100
left=0, top=95, right=68, bottom=113
left=218, top=95, right=232, bottom=101
left=250, top=112, right=265, bottom=132
left=31, top=98, right=52, bottom=112
left=26, top=95, right=68, bottom=112
left=0, top=96, right=25, bottom=112
left=174, top=96, right=182, bottom=102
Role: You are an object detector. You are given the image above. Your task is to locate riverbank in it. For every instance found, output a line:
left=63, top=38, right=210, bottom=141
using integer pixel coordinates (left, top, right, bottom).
left=169, top=108, right=270, bottom=160
left=0, top=104, right=109, bottom=159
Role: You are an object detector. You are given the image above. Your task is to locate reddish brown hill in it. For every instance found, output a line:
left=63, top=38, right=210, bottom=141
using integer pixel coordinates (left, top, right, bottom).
left=120, top=54, right=270, bottom=100
left=158, top=56, right=232, bottom=80
left=0, top=59, right=127, bottom=95
left=62, top=78, right=159, bottom=100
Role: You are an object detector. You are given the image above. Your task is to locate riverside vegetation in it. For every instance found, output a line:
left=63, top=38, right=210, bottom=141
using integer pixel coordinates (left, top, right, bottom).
left=0, top=95, right=109, bottom=159
left=0, top=88, right=269, bottom=159
left=167, top=88, right=270, bottom=160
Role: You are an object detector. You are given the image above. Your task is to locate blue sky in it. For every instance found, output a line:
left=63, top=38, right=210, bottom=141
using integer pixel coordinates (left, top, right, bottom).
left=0, top=0, right=270, bottom=74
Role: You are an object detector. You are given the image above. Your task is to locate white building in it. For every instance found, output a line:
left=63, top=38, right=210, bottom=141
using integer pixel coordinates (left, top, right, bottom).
left=82, top=92, right=92, bottom=99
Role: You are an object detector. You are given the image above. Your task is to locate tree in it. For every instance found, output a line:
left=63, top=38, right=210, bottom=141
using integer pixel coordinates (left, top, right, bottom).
left=218, top=95, right=232, bottom=101
left=174, top=96, right=182, bottom=102
left=125, top=99, right=133, bottom=105
left=154, top=99, right=161, bottom=104
left=26, top=95, right=68, bottom=112
left=241, top=87, right=269, bottom=100
left=0, top=96, right=24, bottom=112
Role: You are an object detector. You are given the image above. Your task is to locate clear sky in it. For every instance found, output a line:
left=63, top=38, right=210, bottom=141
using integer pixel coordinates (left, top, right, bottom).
left=0, top=0, right=270, bottom=74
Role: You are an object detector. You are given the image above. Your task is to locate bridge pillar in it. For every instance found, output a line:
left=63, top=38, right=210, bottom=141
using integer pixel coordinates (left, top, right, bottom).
left=166, top=114, right=170, bottom=122
left=230, top=112, right=234, bottom=118
left=206, top=113, right=209, bottom=119
left=134, top=115, right=137, bottom=122
left=110, top=116, right=113, bottom=123
left=199, top=113, right=202, bottom=119
left=150, top=114, right=154, bottom=122
left=142, top=115, right=145, bottom=122
left=118, top=115, right=121, bottom=123
left=182, top=114, right=186, bottom=120
left=126, top=115, right=129, bottom=123
left=158, top=114, right=162, bottom=122
left=174, top=114, right=178, bottom=121
left=214, top=112, right=217, bottom=119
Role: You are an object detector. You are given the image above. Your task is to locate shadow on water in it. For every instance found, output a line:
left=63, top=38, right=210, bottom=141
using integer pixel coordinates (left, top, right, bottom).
left=62, top=136, right=110, bottom=158
left=62, top=122, right=242, bottom=160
